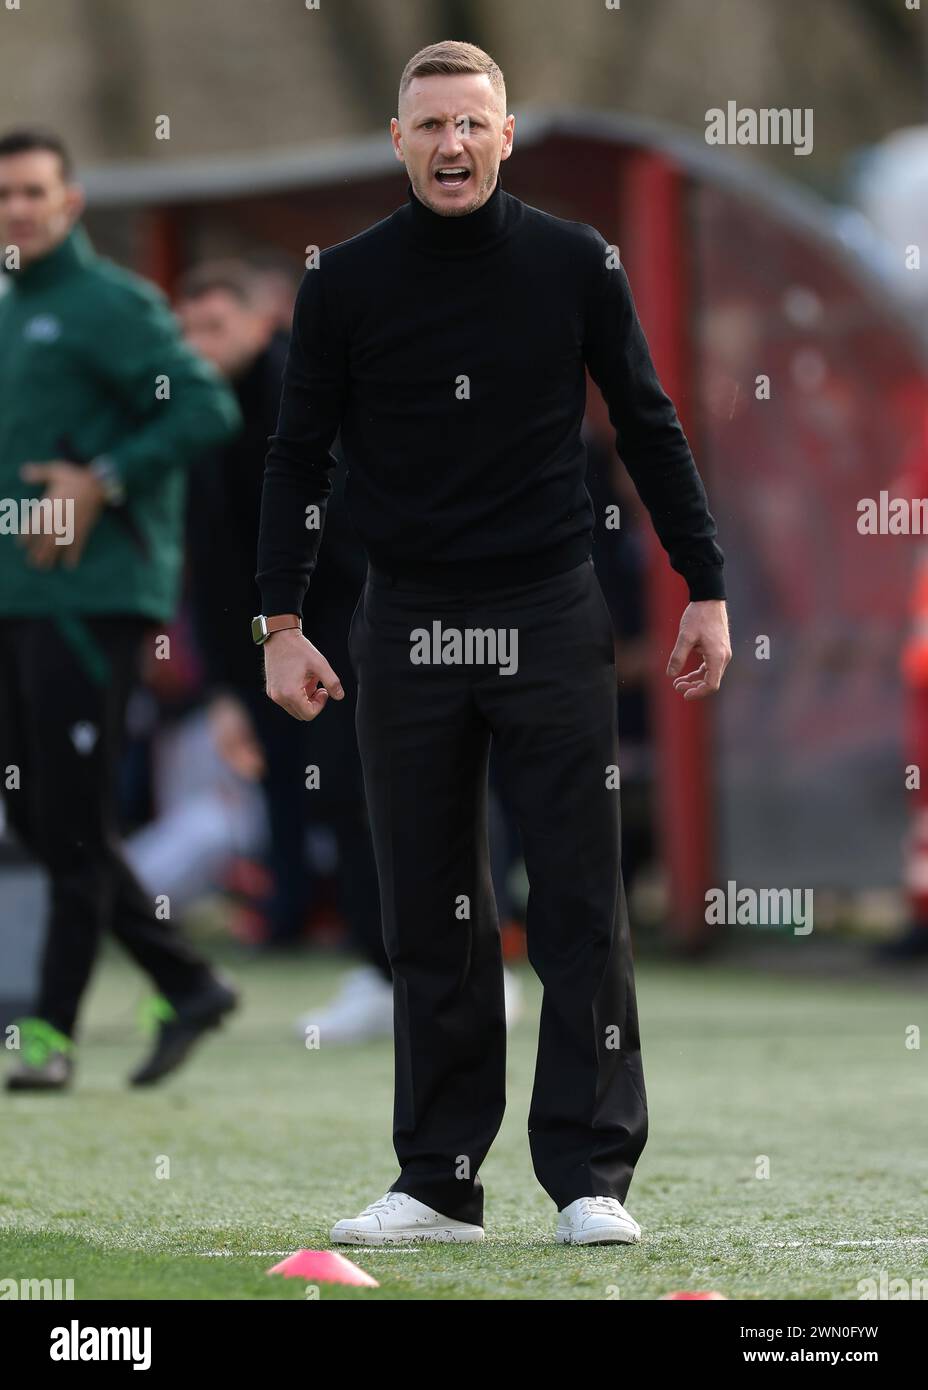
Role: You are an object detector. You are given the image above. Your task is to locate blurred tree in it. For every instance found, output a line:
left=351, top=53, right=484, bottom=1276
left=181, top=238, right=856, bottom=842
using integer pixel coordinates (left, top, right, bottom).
left=433, top=0, right=491, bottom=53
left=83, top=0, right=149, bottom=158
left=855, top=0, right=924, bottom=45
left=324, top=2, right=399, bottom=125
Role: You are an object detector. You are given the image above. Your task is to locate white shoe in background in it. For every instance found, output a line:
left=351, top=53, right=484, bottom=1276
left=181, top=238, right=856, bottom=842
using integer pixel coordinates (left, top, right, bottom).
left=502, top=966, right=523, bottom=1028
left=294, top=965, right=393, bottom=1044
left=297, top=963, right=525, bottom=1044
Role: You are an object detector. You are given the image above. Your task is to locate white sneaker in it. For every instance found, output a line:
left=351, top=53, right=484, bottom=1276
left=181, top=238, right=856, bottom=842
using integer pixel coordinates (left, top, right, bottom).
left=330, top=1191, right=485, bottom=1245
left=556, top=1196, right=641, bottom=1245
left=298, top=965, right=524, bottom=1044
left=502, top=967, right=523, bottom=1028
left=294, top=965, right=394, bottom=1044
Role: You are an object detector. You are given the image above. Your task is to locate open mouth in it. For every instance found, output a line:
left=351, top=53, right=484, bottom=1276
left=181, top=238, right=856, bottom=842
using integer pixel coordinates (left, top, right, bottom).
left=434, top=167, right=471, bottom=188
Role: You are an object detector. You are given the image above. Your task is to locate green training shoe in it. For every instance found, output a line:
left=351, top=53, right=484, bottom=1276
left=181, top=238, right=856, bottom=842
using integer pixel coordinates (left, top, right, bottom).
left=5, top=1017, right=74, bottom=1092
left=129, top=974, right=239, bottom=1086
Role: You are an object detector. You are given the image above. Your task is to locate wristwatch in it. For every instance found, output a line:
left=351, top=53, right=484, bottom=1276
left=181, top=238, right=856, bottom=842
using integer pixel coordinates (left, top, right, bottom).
left=251, top=614, right=302, bottom=645
left=88, top=454, right=126, bottom=507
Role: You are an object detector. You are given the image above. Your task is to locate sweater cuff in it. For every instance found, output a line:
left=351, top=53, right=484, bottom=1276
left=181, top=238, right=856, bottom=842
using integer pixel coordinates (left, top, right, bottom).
left=685, top=565, right=726, bottom=602
left=257, top=583, right=307, bottom=620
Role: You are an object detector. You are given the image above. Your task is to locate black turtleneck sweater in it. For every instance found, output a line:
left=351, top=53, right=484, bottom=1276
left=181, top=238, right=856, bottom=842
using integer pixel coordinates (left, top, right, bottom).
left=256, top=175, right=724, bottom=615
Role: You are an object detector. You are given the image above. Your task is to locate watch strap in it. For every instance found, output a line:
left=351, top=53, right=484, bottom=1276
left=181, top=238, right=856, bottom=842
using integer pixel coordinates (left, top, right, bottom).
left=265, top=614, right=301, bottom=637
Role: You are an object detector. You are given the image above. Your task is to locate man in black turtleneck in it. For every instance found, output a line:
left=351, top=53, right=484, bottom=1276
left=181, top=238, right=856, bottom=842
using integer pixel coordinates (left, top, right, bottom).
left=255, top=41, right=731, bottom=1248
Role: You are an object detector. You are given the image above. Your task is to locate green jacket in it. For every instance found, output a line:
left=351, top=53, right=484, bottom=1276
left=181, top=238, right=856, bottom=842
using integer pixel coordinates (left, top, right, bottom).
left=0, top=224, right=241, bottom=622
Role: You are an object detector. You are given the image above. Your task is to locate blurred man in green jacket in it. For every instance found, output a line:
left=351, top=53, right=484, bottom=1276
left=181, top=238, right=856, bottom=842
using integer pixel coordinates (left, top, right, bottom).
left=0, top=127, right=243, bottom=1090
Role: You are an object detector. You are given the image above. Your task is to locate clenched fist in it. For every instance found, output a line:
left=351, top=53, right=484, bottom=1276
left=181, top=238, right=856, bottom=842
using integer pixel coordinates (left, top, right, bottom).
left=263, top=627, right=344, bottom=722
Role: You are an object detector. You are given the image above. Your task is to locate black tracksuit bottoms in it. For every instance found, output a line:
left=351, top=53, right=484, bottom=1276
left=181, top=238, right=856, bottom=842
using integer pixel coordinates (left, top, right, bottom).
left=348, top=556, right=648, bottom=1223
left=0, top=615, right=211, bottom=1038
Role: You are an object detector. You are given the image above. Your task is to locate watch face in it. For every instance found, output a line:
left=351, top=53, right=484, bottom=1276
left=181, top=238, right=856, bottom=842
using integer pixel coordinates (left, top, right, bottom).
left=251, top=615, right=268, bottom=645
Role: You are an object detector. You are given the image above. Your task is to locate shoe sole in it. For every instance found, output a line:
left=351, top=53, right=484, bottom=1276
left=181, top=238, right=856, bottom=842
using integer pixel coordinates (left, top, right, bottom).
left=5, top=1077, right=72, bottom=1092
left=330, top=1226, right=485, bottom=1245
left=129, top=1007, right=235, bottom=1087
left=555, top=1228, right=640, bottom=1246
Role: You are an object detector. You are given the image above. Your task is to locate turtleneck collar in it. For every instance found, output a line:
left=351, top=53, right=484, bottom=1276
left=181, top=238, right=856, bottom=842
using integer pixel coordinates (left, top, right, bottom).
left=7, top=223, right=95, bottom=293
left=403, top=172, right=512, bottom=256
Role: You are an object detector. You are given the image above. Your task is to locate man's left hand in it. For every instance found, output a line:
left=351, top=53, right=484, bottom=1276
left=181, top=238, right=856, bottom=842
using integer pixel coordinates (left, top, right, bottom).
left=666, top=599, right=731, bottom=700
left=17, top=460, right=107, bottom=570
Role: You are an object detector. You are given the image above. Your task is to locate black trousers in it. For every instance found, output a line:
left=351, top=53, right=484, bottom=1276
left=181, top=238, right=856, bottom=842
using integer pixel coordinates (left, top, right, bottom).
left=0, top=616, right=212, bottom=1038
left=348, top=557, right=648, bottom=1222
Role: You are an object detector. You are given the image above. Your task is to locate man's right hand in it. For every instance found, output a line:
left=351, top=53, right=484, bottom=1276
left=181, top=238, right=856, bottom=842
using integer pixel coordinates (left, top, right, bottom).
left=263, top=628, right=344, bottom=722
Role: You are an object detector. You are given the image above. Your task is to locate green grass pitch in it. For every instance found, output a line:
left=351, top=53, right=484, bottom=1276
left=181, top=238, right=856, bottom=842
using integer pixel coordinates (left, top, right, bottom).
left=2, top=942, right=926, bottom=1300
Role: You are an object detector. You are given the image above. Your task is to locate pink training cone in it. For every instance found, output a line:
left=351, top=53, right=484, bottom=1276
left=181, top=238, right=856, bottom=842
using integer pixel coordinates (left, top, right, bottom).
left=267, top=1249, right=379, bottom=1286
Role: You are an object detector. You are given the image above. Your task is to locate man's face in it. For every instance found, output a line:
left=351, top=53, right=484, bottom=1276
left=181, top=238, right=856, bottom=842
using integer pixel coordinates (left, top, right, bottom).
left=0, top=150, right=83, bottom=266
left=391, top=73, right=514, bottom=217
left=177, top=287, right=273, bottom=380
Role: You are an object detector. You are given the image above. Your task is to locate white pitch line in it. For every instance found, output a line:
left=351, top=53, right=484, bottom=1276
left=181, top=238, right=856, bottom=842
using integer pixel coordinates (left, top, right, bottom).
left=196, top=1247, right=423, bottom=1257
left=197, top=1237, right=928, bottom=1257
left=322, top=1247, right=423, bottom=1254
left=757, top=1238, right=928, bottom=1249
left=197, top=1250, right=294, bottom=1257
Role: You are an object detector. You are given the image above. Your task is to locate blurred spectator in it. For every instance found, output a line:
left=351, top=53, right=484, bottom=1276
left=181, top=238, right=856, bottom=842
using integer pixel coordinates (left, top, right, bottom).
left=0, top=127, right=242, bottom=1091
left=243, top=250, right=304, bottom=335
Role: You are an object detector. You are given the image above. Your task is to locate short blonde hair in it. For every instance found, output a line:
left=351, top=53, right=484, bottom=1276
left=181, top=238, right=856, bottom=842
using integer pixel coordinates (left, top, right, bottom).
left=398, top=41, right=506, bottom=114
